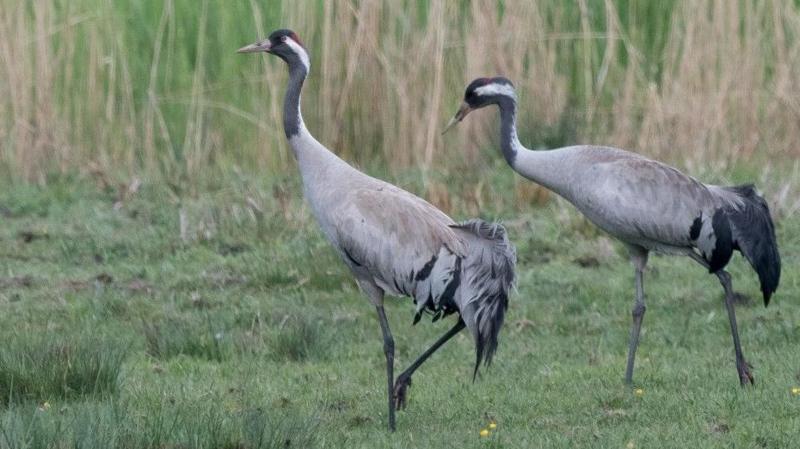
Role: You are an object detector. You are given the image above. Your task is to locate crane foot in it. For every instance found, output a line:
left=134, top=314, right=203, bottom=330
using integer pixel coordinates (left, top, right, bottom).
left=393, top=375, right=413, bottom=410
left=737, top=359, right=754, bottom=386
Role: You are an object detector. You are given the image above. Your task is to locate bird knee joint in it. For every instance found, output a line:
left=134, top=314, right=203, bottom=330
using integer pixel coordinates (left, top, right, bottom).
left=384, top=339, right=395, bottom=356
left=632, top=303, right=646, bottom=317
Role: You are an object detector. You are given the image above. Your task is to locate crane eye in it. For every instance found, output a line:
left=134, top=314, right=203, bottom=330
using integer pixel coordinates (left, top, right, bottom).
left=280, top=36, right=287, bottom=42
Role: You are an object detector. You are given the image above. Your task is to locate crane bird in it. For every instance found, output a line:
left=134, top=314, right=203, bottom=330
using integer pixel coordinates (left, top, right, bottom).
left=238, top=31, right=516, bottom=431
left=444, top=77, right=780, bottom=386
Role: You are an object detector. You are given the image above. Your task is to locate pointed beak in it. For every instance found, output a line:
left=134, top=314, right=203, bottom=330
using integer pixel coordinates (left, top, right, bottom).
left=237, top=40, right=271, bottom=54
left=442, top=102, right=472, bottom=135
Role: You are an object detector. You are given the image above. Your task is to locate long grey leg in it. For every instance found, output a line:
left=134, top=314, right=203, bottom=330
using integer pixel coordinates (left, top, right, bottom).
left=686, top=252, right=754, bottom=385
left=393, top=319, right=465, bottom=409
left=716, top=270, right=754, bottom=385
left=358, top=280, right=397, bottom=431
left=375, top=304, right=396, bottom=431
left=625, top=246, right=649, bottom=385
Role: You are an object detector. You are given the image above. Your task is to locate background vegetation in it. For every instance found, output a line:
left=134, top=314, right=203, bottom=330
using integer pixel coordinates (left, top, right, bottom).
left=1, top=1, right=799, bottom=447
left=2, top=1, right=800, bottom=190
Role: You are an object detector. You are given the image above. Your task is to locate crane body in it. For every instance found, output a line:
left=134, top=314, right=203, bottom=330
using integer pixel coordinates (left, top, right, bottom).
left=446, top=77, right=780, bottom=385
left=239, top=32, right=516, bottom=431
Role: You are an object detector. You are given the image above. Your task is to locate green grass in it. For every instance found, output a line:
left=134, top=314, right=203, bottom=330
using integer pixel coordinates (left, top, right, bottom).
left=0, top=174, right=798, bottom=448
left=0, top=331, right=128, bottom=406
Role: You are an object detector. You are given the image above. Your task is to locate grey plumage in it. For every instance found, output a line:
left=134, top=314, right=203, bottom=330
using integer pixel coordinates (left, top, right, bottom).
left=239, top=31, right=516, bottom=432
left=448, top=76, right=780, bottom=386
left=330, top=184, right=515, bottom=362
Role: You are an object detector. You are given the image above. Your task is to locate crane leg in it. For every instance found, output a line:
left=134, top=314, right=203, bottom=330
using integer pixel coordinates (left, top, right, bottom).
left=686, top=253, right=754, bottom=386
left=625, top=247, right=648, bottom=385
left=393, top=319, right=466, bottom=410
left=375, top=305, right=397, bottom=431
left=716, top=270, right=754, bottom=386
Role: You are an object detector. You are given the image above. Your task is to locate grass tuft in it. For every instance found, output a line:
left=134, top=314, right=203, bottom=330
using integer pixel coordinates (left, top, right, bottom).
left=0, top=331, right=128, bottom=405
left=142, top=314, right=231, bottom=362
left=268, top=315, right=327, bottom=362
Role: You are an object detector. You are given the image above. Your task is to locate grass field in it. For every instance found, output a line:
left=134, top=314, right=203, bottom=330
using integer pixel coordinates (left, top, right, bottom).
left=2, top=0, right=800, bottom=447
left=0, top=173, right=798, bottom=448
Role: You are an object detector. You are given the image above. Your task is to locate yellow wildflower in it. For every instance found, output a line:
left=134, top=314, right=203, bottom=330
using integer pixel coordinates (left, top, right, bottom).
left=634, top=388, right=644, bottom=397
left=791, top=387, right=800, bottom=396
left=479, top=429, right=490, bottom=437
left=489, top=421, right=497, bottom=430
left=626, top=441, right=635, bottom=449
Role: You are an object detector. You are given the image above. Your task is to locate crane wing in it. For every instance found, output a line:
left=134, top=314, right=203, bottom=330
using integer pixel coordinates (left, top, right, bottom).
left=568, top=150, right=720, bottom=252
left=329, top=183, right=466, bottom=317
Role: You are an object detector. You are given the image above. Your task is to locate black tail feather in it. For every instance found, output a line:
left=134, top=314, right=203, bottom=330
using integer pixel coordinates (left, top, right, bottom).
left=722, top=185, right=781, bottom=306
left=471, top=290, right=509, bottom=382
left=450, top=219, right=516, bottom=380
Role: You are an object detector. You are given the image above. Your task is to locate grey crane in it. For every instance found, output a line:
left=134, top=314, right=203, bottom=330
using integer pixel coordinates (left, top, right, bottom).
left=238, top=32, right=516, bottom=431
left=444, top=77, right=780, bottom=386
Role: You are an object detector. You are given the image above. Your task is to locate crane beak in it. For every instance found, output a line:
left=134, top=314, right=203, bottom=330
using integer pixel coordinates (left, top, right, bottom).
left=237, top=40, right=272, bottom=54
left=442, top=102, right=472, bottom=135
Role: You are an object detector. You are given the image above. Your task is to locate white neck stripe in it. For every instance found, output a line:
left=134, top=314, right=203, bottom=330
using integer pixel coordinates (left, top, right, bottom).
left=285, top=38, right=310, bottom=71
left=475, top=83, right=516, bottom=99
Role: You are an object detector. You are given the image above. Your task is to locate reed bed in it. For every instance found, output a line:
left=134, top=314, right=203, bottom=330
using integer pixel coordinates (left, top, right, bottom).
left=1, top=0, right=799, bottom=187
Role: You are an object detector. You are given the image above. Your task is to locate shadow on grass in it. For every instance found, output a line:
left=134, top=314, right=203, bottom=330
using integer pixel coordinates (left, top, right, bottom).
left=0, top=331, right=128, bottom=406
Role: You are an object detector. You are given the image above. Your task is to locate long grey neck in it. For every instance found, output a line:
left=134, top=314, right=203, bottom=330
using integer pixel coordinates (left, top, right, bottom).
left=281, top=60, right=353, bottom=200
left=495, top=99, right=568, bottom=194
left=498, top=97, right=521, bottom=167
left=283, top=64, right=307, bottom=140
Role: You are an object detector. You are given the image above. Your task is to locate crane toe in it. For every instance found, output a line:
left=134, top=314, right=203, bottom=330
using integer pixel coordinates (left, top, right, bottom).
left=737, top=359, right=755, bottom=386
left=393, top=375, right=413, bottom=410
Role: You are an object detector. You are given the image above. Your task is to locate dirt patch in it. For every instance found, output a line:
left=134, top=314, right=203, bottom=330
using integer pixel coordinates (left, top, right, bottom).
left=17, top=230, right=49, bottom=243
left=94, top=273, right=114, bottom=284
left=573, top=255, right=600, bottom=268
left=708, top=420, right=730, bottom=434
left=127, top=278, right=154, bottom=294
left=202, top=270, right=248, bottom=287
left=0, top=275, right=34, bottom=289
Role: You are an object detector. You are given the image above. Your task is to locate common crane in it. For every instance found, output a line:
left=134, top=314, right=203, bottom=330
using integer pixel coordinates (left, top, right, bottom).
left=238, top=32, right=516, bottom=431
left=444, top=77, right=780, bottom=386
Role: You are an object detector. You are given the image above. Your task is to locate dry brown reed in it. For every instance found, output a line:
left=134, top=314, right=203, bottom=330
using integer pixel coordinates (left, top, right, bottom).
left=1, top=0, right=799, bottom=198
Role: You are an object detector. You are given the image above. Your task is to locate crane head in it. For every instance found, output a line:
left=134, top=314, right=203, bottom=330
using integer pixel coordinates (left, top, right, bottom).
left=442, top=77, right=516, bottom=134
left=238, top=29, right=310, bottom=72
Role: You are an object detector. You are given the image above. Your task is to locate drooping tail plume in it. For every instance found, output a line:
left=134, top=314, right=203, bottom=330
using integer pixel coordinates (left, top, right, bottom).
left=722, top=185, right=781, bottom=306
left=450, top=219, right=516, bottom=379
